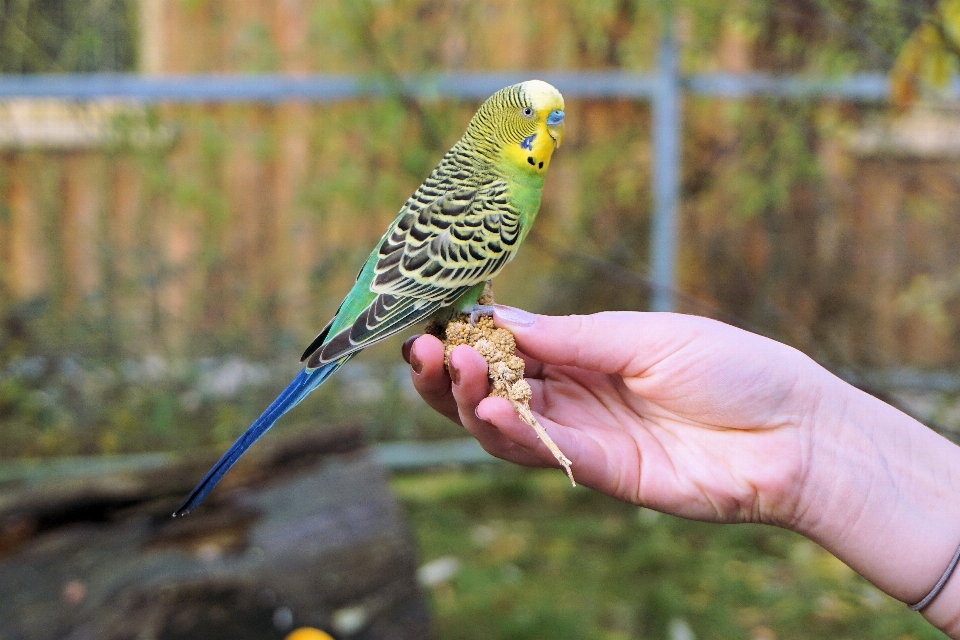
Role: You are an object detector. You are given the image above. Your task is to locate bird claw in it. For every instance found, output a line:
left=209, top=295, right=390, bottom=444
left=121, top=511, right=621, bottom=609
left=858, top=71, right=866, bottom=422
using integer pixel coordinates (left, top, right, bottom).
left=469, top=305, right=495, bottom=326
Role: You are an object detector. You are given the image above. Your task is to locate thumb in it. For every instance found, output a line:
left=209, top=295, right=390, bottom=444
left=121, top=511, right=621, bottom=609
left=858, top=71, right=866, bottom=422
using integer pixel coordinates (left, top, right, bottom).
left=493, top=305, right=712, bottom=377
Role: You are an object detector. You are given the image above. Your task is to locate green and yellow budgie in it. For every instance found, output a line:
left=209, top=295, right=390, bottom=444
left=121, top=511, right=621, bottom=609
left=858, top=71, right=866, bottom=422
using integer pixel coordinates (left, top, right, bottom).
left=175, top=80, right=565, bottom=516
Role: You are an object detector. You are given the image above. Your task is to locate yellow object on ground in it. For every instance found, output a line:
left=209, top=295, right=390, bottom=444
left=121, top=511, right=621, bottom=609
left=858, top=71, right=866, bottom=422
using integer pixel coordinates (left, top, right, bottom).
left=285, top=628, right=336, bottom=640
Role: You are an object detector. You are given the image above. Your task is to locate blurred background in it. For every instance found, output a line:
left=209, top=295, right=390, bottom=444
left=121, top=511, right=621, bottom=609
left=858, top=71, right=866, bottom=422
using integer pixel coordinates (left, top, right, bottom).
left=2, top=1, right=960, bottom=639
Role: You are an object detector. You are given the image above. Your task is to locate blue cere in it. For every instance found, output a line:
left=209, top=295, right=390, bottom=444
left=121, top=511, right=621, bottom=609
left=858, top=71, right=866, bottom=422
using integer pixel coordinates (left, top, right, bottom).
left=547, top=109, right=565, bottom=125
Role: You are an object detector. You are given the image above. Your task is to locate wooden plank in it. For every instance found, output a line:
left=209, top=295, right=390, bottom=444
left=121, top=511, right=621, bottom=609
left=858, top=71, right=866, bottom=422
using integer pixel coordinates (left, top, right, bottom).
left=0, top=156, right=10, bottom=299
left=107, top=157, right=143, bottom=336
left=138, top=0, right=164, bottom=75
left=6, top=155, right=49, bottom=300
left=61, top=153, right=104, bottom=312
left=272, top=0, right=310, bottom=73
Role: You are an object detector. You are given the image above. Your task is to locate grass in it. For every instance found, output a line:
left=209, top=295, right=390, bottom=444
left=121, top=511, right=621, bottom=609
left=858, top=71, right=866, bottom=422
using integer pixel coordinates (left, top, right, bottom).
left=393, top=467, right=946, bottom=640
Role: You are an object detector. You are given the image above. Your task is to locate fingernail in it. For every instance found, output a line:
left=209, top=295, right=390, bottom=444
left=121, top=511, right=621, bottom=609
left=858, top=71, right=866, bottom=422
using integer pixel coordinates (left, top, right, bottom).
left=494, top=304, right=535, bottom=327
left=449, top=361, right=461, bottom=386
left=401, top=334, right=420, bottom=364
left=410, top=348, right=423, bottom=375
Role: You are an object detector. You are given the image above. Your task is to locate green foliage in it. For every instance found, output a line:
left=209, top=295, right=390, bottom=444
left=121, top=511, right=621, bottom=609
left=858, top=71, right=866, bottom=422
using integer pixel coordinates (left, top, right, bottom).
left=0, top=0, right=137, bottom=73
left=0, top=338, right=463, bottom=458
left=891, top=0, right=960, bottom=105
left=896, top=272, right=960, bottom=336
left=398, top=468, right=945, bottom=640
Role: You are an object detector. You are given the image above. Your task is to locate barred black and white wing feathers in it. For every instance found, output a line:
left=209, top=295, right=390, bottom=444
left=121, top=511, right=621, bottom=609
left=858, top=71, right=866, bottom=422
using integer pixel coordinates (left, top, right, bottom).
left=373, top=181, right=520, bottom=297
left=305, top=179, right=523, bottom=368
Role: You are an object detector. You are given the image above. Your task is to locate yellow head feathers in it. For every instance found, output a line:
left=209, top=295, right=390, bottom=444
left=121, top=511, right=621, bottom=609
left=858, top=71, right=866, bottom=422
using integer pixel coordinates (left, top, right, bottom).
left=519, top=79, right=565, bottom=117
left=463, top=79, right=565, bottom=175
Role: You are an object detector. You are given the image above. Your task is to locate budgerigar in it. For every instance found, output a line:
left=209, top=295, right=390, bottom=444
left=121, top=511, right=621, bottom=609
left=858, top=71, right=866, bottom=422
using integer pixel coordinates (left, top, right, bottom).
left=174, top=80, right=565, bottom=516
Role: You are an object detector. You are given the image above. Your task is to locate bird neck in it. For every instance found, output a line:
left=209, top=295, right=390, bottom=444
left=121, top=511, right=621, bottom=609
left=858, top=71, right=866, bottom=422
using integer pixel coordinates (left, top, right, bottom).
left=447, top=134, right=545, bottom=245
left=501, top=164, right=545, bottom=246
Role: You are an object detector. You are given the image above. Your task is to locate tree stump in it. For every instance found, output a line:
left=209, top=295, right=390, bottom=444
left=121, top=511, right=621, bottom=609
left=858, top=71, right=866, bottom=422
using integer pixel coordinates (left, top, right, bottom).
left=0, top=428, right=431, bottom=640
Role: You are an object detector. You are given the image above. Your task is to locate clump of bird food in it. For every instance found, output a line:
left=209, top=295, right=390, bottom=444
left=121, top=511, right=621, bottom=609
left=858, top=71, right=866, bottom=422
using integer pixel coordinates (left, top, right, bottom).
left=426, top=288, right=575, bottom=486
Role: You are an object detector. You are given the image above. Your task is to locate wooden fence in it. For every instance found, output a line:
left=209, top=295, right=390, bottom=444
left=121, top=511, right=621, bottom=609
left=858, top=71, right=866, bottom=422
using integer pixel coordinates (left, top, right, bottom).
left=2, top=0, right=960, bottom=369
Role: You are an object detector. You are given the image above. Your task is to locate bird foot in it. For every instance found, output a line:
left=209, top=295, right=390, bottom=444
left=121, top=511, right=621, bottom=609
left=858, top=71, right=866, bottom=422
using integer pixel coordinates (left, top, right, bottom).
left=469, top=305, right=495, bottom=326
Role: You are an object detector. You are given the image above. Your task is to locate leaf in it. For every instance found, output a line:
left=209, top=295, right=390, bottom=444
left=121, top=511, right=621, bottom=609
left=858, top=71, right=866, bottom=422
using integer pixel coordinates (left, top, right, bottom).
left=891, top=2, right=960, bottom=108
left=891, top=23, right=937, bottom=107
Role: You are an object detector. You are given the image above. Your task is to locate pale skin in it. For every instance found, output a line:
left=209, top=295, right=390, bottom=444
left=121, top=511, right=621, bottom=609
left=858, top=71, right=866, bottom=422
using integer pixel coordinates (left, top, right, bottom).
left=402, top=305, right=960, bottom=637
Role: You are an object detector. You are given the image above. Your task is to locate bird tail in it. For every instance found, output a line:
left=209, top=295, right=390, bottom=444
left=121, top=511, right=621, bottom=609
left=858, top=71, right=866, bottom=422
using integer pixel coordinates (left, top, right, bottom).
left=173, top=360, right=345, bottom=516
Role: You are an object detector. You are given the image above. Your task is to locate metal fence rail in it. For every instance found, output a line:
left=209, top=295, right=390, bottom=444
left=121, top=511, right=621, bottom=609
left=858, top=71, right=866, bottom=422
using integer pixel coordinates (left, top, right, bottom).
left=0, top=70, right=938, bottom=102
left=2, top=48, right=957, bottom=311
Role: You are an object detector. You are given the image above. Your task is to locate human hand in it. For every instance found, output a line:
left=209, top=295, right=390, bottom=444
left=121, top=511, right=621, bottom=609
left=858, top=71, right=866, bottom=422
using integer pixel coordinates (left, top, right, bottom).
left=403, top=306, right=960, bottom=634
left=403, top=307, right=826, bottom=526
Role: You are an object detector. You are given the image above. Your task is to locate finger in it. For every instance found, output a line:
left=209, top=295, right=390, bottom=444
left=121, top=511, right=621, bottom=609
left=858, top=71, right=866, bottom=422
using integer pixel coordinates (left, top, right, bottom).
left=408, top=334, right=460, bottom=425
left=475, top=396, right=632, bottom=496
left=494, top=305, right=725, bottom=377
left=447, top=344, right=491, bottom=426
left=472, top=396, right=563, bottom=468
left=401, top=334, right=420, bottom=364
left=461, top=394, right=556, bottom=468
left=445, top=346, right=548, bottom=466
left=523, top=377, right=547, bottom=415
left=514, top=347, right=544, bottom=379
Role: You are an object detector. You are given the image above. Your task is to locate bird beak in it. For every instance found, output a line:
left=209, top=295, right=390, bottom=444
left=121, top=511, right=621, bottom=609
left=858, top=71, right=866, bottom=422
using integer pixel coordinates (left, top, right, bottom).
left=546, top=109, right=565, bottom=149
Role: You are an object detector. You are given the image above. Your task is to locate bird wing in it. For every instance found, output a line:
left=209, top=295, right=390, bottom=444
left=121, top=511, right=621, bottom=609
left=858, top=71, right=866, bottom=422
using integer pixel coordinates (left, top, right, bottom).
left=304, top=181, right=520, bottom=368
left=371, top=181, right=519, bottom=297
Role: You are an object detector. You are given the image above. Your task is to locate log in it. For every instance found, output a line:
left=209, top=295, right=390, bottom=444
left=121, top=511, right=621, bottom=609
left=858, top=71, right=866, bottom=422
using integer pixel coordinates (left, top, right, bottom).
left=0, top=428, right=431, bottom=640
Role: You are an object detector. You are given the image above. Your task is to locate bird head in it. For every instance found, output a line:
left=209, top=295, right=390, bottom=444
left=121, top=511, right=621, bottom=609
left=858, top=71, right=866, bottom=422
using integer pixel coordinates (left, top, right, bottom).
left=468, top=79, right=565, bottom=176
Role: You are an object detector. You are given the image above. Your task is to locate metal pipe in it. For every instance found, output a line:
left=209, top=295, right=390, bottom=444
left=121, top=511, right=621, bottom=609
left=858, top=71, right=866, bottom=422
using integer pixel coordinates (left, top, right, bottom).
left=650, top=29, right=682, bottom=312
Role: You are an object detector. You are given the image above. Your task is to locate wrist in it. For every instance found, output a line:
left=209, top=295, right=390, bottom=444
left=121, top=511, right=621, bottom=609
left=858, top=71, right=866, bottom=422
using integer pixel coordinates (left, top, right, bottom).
left=792, top=371, right=960, bottom=632
left=923, top=549, right=960, bottom=636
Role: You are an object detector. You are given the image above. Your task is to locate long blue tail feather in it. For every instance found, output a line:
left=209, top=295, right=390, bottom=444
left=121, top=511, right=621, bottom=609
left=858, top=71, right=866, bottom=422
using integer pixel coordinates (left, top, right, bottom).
left=173, top=361, right=342, bottom=516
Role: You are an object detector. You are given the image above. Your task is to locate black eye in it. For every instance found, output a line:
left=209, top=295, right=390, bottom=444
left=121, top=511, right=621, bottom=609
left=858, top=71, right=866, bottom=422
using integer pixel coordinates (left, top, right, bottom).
left=521, top=106, right=533, bottom=118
